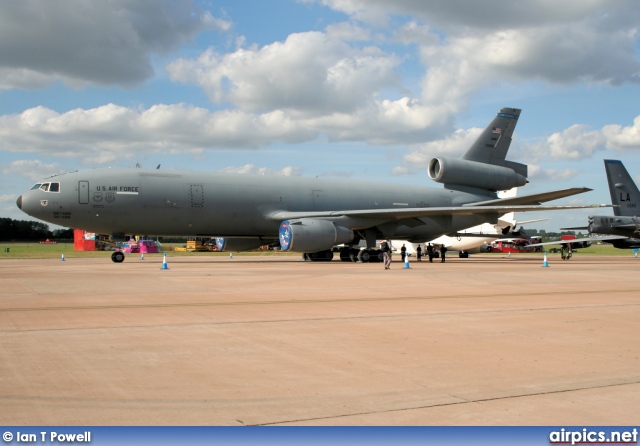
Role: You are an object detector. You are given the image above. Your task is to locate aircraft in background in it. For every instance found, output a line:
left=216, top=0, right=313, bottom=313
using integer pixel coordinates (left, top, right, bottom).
left=529, top=159, right=640, bottom=252
left=17, top=107, right=607, bottom=263
left=394, top=187, right=548, bottom=258
left=425, top=187, right=548, bottom=256
left=397, top=212, right=546, bottom=259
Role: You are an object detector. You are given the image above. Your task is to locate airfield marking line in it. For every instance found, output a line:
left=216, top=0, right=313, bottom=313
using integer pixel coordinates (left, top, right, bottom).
left=253, top=379, right=640, bottom=426
left=0, top=288, right=637, bottom=313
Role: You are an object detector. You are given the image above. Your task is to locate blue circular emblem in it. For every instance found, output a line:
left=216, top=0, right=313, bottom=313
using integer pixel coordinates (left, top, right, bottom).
left=215, top=237, right=226, bottom=251
left=279, top=220, right=292, bottom=251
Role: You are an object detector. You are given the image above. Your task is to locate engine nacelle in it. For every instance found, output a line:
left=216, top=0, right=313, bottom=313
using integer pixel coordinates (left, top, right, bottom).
left=428, top=157, right=527, bottom=191
left=215, top=237, right=266, bottom=252
left=279, top=219, right=353, bottom=253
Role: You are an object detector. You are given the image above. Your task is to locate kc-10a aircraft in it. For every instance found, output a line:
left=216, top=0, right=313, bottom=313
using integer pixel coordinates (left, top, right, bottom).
left=16, top=107, right=608, bottom=262
left=531, top=159, right=640, bottom=251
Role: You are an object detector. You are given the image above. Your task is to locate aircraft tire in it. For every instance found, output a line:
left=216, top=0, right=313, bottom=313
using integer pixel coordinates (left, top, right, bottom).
left=307, top=250, right=334, bottom=261
left=357, top=249, right=370, bottom=263
left=111, top=252, right=125, bottom=263
left=370, top=250, right=382, bottom=262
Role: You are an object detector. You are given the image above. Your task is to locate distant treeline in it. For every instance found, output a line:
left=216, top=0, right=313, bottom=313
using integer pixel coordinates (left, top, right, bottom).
left=0, top=218, right=74, bottom=241
left=523, top=228, right=586, bottom=242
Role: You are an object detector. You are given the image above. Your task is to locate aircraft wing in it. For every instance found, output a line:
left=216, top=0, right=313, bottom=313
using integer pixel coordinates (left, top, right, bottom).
left=471, top=187, right=592, bottom=206
left=528, top=235, right=628, bottom=248
left=270, top=204, right=610, bottom=221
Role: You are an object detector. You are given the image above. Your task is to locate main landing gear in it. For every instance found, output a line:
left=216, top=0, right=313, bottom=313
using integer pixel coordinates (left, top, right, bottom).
left=111, top=252, right=125, bottom=263
left=336, top=247, right=383, bottom=263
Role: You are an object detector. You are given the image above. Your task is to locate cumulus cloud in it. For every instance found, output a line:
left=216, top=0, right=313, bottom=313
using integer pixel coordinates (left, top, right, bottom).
left=168, top=31, right=402, bottom=115
left=543, top=124, right=606, bottom=160
left=0, top=101, right=454, bottom=164
left=0, top=0, right=228, bottom=89
left=402, top=127, right=483, bottom=168
left=0, top=104, right=320, bottom=164
left=602, top=116, right=640, bottom=151
left=306, top=0, right=640, bottom=113
left=527, top=164, right=579, bottom=182
left=519, top=115, right=640, bottom=163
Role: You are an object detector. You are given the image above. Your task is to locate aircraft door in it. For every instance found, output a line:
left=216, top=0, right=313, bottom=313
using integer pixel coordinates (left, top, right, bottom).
left=78, top=181, right=89, bottom=204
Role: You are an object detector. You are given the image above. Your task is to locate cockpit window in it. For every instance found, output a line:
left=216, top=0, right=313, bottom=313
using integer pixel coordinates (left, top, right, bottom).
left=31, top=183, right=42, bottom=190
left=37, top=182, right=60, bottom=193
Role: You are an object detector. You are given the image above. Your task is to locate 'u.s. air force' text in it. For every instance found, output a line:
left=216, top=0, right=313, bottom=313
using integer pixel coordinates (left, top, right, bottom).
left=96, top=185, right=139, bottom=192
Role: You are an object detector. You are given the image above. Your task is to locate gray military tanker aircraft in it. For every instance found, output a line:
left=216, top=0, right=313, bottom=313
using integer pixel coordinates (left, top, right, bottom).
left=531, top=159, right=640, bottom=251
left=16, top=107, right=607, bottom=262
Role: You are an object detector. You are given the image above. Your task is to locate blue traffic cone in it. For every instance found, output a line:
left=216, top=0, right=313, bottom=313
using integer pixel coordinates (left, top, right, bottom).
left=60, top=253, right=65, bottom=261
left=404, top=255, right=410, bottom=269
left=161, top=252, right=168, bottom=270
left=229, top=252, right=233, bottom=259
left=140, top=252, right=145, bottom=260
left=542, top=252, right=549, bottom=267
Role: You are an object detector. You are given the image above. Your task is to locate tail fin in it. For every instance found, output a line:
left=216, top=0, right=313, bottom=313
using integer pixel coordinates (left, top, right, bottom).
left=428, top=108, right=527, bottom=193
left=463, top=107, right=527, bottom=178
left=604, top=159, right=640, bottom=216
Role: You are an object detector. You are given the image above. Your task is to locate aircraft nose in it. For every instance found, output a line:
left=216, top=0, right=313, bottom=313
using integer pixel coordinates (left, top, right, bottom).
left=16, top=195, right=22, bottom=210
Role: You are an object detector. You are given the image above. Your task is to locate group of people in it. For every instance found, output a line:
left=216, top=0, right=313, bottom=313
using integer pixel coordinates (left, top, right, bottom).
left=380, top=241, right=447, bottom=270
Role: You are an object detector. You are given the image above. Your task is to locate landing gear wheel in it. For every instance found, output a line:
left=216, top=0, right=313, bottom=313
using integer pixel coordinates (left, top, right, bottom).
left=357, top=249, right=370, bottom=262
left=111, top=252, right=125, bottom=263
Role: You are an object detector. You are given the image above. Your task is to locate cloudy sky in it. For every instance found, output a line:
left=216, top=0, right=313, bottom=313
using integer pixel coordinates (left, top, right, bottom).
left=2, top=0, right=640, bottom=231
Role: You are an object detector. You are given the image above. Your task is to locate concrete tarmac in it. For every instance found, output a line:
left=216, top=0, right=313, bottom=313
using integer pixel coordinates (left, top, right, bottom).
left=1, top=253, right=639, bottom=425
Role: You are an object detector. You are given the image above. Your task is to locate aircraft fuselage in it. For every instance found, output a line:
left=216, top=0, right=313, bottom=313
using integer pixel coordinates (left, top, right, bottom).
left=17, top=168, right=494, bottom=242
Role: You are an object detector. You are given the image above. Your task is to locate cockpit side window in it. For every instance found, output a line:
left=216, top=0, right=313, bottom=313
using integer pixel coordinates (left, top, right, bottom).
left=31, top=184, right=42, bottom=190
left=36, top=182, right=60, bottom=192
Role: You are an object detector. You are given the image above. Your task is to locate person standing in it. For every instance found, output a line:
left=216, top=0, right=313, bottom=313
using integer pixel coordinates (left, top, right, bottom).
left=400, top=244, right=407, bottom=262
left=426, top=243, right=434, bottom=263
left=416, top=245, right=422, bottom=261
left=381, top=240, right=392, bottom=270
left=440, top=244, right=447, bottom=263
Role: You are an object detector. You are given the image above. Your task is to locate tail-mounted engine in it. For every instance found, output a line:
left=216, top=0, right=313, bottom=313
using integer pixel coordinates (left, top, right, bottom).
left=428, top=157, right=527, bottom=192
left=279, top=219, right=353, bottom=253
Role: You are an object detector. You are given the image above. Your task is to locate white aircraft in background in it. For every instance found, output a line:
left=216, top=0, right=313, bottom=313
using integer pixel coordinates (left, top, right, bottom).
left=393, top=189, right=548, bottom=258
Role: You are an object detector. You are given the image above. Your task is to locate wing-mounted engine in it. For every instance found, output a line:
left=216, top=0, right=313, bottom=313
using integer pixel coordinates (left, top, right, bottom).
left=428, top=157, right=527, bottom=192
left=279, top=219, right=353, bottom=253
